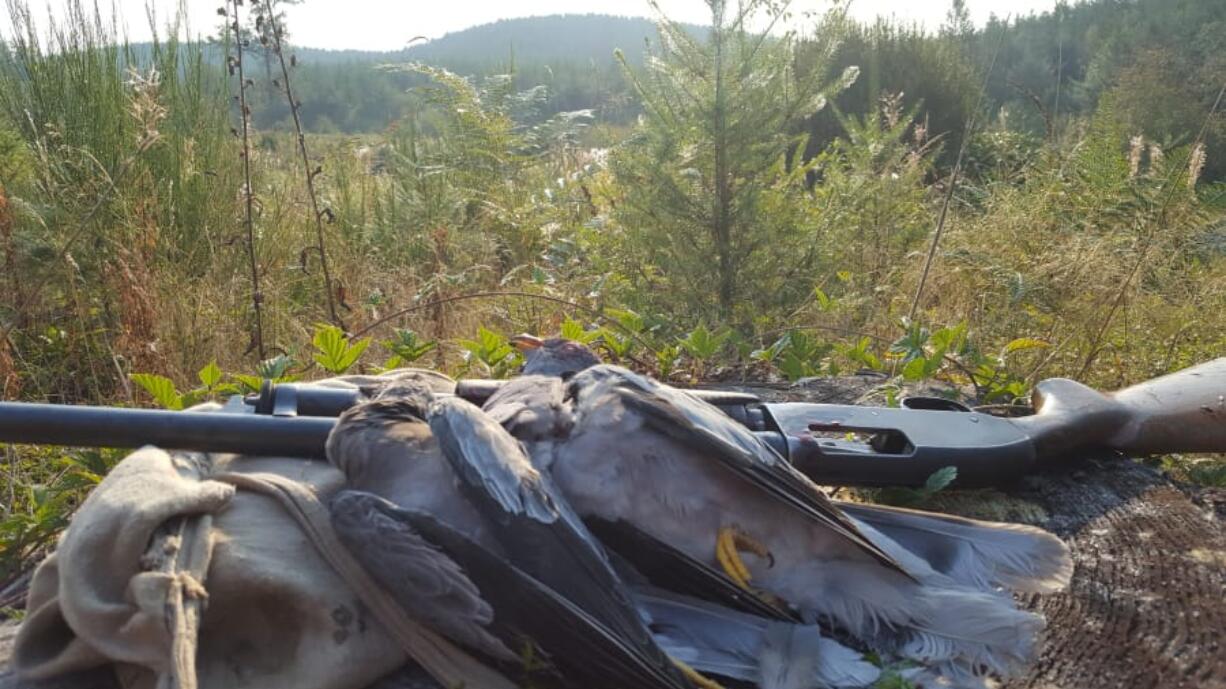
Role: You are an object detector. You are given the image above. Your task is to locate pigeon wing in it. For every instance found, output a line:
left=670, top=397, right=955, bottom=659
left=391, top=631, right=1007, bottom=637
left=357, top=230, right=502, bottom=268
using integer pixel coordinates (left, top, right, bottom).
left=427, top=396, right=692, bottom=689
left=601, top=376, right=907, bottom=576
left=329, top=489, right=515, bottom=661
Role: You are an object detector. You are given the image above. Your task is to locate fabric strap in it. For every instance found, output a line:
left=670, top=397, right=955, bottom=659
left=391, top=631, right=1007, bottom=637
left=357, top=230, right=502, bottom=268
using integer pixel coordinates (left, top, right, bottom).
left=212, top=471, right=518, bottom=689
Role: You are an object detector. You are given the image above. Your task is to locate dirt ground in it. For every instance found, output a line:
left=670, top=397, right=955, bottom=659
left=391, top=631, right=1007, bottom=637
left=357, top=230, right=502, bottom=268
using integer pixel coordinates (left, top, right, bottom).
left=3, top=373, right=1224, bottom=688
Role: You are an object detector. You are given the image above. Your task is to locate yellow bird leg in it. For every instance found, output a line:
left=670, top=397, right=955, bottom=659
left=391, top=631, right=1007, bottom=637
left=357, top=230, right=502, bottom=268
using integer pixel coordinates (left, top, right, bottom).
left=716, top=526, right=775, bottom=588
left=671, top=657, right=727, bottom=689
left=732, top=529, right=775, bottom=568
left=715, top=526, right=752, bottom=588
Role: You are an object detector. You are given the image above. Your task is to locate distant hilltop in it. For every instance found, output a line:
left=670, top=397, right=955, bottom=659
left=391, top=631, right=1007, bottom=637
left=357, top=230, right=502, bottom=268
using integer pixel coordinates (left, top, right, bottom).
left=292, top=14, right=705, bottom=67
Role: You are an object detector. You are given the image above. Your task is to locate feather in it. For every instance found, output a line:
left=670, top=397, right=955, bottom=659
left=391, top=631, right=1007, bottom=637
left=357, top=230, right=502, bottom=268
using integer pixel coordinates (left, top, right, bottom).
left=639, top=590, right=880, bottom=689
left=427, top=396, right=692, bottom=689
left=329, top=490, right=516, bottom=662
left=569, top=366, right=907, bottom=575
left=841, top=502, right=1073, bottom=594
left=406, top=508, right=697, bottom=689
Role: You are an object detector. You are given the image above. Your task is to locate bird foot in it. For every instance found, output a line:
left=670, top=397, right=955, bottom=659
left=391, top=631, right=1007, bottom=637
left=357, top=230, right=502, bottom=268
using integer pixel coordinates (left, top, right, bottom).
left=715, top=526, right=774, bottom=589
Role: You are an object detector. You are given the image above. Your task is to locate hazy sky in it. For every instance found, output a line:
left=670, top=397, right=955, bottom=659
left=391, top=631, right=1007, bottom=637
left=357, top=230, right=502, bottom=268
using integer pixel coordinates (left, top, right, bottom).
left=3, top=0, right=1062, bottom=51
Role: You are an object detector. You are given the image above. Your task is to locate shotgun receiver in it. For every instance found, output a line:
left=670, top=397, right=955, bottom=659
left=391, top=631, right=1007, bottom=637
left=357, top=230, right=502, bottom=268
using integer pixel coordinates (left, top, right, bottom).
left=0, top=359, right=1223, bottom=488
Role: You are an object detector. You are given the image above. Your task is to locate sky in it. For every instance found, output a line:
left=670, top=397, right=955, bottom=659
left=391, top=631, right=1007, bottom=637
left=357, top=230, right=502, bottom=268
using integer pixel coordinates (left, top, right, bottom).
left=2, top=0, right=1063, bottom=51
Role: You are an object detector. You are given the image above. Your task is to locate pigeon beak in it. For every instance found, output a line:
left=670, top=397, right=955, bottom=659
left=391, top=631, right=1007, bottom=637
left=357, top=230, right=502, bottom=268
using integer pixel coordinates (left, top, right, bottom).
left=511, top=334, right=544, bottom=352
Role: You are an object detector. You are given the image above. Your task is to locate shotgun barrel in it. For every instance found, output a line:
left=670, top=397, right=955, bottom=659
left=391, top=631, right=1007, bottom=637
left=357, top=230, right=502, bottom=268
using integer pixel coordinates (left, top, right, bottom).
left=0, top=359, right=1222, bottom=488
left=0, top=401, right=335, bottom=459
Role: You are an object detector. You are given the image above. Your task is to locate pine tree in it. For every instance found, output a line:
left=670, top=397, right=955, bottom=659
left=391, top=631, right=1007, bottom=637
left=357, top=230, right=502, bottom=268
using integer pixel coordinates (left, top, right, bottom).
left=608, top=0, right=855, bottom=326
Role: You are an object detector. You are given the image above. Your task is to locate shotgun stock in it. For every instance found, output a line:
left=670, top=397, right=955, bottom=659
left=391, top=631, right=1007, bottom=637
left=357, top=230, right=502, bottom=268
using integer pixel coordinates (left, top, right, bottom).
left=1015, top=357, right=1226, bottom=457
left=770, top=358, right=1226, bottom=487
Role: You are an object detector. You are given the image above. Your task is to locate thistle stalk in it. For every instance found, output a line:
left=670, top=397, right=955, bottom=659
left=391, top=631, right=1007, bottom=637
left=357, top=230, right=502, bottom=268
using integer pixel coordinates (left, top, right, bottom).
left=259, top=0, right=344, bottom=329
left=226, top=0, right=266, bottom=359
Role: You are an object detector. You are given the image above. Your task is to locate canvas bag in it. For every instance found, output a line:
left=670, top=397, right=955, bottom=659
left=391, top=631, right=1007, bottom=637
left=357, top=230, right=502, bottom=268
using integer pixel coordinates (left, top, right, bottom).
left=11, top=373, right=515, bottom=689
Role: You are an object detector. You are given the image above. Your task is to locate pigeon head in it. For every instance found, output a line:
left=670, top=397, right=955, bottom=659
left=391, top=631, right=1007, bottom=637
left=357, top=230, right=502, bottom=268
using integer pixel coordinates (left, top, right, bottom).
left=512, top=334, right=602, bottom=378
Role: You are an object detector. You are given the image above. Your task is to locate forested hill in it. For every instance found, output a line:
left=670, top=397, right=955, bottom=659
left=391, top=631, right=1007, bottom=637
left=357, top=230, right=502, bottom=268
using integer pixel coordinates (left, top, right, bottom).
left=291, top=14, right=685, bottom=67
left=200, top=14, right=698, bottom=131
left=402, top=14, right=703, bottom=67
left=134, top=0, right=1222, bottom=173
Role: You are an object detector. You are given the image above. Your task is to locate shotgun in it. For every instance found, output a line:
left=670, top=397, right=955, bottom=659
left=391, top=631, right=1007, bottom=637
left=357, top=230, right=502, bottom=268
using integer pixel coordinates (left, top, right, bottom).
left=0, top=359, right=1222, bottom=488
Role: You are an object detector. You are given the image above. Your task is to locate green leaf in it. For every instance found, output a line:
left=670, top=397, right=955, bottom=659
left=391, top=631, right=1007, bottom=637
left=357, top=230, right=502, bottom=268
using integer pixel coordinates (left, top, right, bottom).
left=597, top=327, right=634, bottom=358
left=179, top=389, right=207, bottom=409
left=890, top=322, right=930, bottom=363
left=605, top=307, right=645, bottom=334
left=901, top=357, right=927, bottom=381
left=679, top=323, right=730, bottom=360
left=130, top=373, right=183, bottom=410
left=929, top=322, right=967, bottom=353
left=560, top=318, right=586, bottom=341
left=655, top=344, right=681, bottom=379
left=233, top=374, right=265, bottom=393
left=312, top=323, right=371, bottom=374
left=813, top=286, right=832, bottom=311
left=459, top=327, right=519, bottom=378
left=381, top=329, right=436, bottom=363
left=1003, top=337, right=1050, bottom=355
left=777, top=352, right=814, bottom=382
left=197, top=361, right=223, bottom=389
left=560, top=318, right=600, bottom=344
left=923, top=466, right=958, bottom=493
left=258, top=354, right=295, bottom=380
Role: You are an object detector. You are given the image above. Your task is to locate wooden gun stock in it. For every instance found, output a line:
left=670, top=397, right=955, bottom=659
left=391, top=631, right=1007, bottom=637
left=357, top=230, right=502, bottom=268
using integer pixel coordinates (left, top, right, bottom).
left=1015, top=357, right=1226, bottom=458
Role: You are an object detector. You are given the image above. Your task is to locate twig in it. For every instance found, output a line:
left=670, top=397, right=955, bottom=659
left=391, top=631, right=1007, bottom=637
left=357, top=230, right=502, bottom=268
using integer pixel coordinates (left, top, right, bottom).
left=259, top=0, right=343, bottom=330
left=227, top=0, right=266, bottom=360
left=906, top=16, right=1011, bottom=324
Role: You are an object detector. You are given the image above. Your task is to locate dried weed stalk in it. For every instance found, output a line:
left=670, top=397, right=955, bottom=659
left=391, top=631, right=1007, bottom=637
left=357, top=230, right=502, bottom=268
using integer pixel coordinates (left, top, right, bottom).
left=257, top=0, right=344, bottom=329
left=225, top=0, right=267, bottom=358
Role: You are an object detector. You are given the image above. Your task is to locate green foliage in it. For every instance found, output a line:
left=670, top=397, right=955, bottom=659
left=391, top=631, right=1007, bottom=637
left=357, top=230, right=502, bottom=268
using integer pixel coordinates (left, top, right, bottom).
left=559, top=317, right=600, bottom=345
left=678, top=323, right=730, bottom=361
left=654, top=344, right=682, bottom=380
left=231, top=355, right=301, bottom=393
left=890, top=322, right=967, bottom=382
left=458, top=326, right=522, bottom=379
left=380, top=329, right=438, bottom=369
left=765, top=331, right=834, bottom=382
left=130, top=361, right=240, bottom=409
left=130, top=373, right=184, bottom=410
left=872, top=466, right=959, bottom=508
left=311, top=324, right=372, bottom=375
left=839, top=337, right=884, bottom=372
left=0, top=446, right=124, bottom=582
left=0, top=121, right=33, bottom=185
left=605, top=1, right=854, bottom=326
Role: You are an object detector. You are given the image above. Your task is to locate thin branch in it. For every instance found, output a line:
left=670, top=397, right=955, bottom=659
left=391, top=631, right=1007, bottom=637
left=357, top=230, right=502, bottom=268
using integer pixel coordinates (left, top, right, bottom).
left=906, top=16, right=1011, bottom=324
left=259, top=0, right=343, bottom=329
left=228, top=0, right=265, bottom=360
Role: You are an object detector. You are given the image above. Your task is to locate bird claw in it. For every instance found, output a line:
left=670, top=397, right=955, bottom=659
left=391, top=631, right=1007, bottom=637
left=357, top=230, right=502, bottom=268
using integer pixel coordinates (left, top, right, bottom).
left=715, top=526, right=774, bottom=589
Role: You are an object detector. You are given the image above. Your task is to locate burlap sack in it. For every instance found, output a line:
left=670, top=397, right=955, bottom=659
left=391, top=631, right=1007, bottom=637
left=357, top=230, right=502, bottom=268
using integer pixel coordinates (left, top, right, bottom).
left=10, top=371, right=516, bottom=689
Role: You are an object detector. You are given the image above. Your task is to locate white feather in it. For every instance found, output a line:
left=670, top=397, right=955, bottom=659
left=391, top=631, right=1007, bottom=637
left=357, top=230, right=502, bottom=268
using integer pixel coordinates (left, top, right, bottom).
left=841, top=503, right=1072, bottom=594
